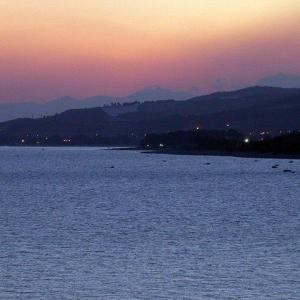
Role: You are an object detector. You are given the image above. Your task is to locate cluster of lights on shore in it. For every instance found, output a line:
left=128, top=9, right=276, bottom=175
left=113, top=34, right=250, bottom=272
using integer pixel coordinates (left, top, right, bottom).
left=18, top=126, right=299, bottom=146
left=196, top=125, right=251, bottom=143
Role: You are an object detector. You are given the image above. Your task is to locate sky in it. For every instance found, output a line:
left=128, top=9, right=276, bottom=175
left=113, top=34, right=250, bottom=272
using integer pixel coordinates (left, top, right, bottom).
left=1, top=0, right=300, bottom=102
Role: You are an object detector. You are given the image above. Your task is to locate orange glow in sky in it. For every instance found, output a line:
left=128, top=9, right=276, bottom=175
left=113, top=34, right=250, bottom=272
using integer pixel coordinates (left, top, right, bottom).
left=1, top=0, right=300, bottom=101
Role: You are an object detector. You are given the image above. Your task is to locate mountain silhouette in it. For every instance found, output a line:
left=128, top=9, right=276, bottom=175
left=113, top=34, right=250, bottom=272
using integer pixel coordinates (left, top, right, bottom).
left=0, top=86, right=194, bottom=122
left=0, top=86, right=299, bottom=146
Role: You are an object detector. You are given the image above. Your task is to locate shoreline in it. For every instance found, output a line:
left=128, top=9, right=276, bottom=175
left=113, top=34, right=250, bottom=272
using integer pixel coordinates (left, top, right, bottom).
left=112, top=147, right=300, bottom=159
left=145, top=149, right=300, bottom=159
left=1, top=145, right=299, bottom=159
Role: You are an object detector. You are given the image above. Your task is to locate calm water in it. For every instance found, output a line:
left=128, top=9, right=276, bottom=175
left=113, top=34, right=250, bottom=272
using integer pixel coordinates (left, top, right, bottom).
left=0, top=147, right=299, bottom=299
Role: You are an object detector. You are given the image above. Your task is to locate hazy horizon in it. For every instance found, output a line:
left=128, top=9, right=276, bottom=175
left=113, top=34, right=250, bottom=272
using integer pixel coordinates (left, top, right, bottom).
left=1, top=0, right=300, bottom=102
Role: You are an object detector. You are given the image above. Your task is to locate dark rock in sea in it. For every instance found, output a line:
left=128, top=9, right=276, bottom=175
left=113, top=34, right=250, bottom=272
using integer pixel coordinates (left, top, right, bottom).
left=272, top=164, right=279, bottom=169
left=283, top=169, right=294, bottom=173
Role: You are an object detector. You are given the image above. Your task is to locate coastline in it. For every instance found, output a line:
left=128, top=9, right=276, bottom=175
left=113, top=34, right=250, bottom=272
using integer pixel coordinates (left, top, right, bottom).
left=3, top=145, right=299, bottom=159
left=111, top=147, right=300, bottom=159
left=144, top=149, right=300, bottom=159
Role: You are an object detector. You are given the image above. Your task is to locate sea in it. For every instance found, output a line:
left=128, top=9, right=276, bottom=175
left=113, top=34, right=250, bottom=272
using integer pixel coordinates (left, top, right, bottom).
left=0, top=147, right=299, bottom=299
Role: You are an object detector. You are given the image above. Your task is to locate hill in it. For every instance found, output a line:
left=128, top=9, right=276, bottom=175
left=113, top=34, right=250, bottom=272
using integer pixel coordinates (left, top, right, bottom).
left=0, top=86, right=299, bottom=146
left=0, top=86, right=194, bottom=122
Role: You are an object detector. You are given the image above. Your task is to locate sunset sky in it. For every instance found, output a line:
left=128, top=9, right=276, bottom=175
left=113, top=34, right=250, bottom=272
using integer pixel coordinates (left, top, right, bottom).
left=1, top=0, right=300, bottom=102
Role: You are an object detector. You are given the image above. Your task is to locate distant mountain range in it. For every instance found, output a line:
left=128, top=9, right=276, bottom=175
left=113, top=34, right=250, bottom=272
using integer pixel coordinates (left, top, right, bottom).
left=0, top=86, right=299, bottom=146
left=1, top=73, right=300, bottom=123
left=0, top=86, right=195, bottom=122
